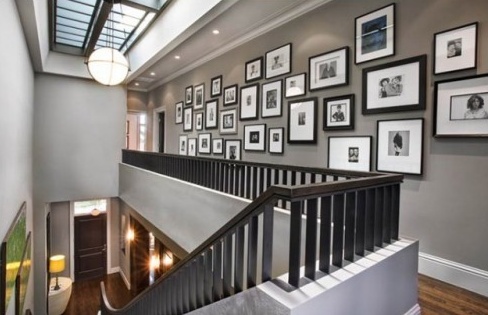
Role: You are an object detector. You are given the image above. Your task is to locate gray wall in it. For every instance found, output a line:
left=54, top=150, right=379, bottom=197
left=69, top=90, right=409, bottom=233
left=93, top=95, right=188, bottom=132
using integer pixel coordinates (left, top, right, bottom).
left=143, top=0, right=488, bottom=277
left=50, top=202, right=71, bottom=278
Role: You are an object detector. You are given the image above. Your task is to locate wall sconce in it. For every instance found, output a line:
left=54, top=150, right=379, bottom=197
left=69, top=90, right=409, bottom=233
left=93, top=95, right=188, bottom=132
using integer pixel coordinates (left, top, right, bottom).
left=49, top=255, right=66, bottom=291
left=162, top=252, right=173, bottom=267
left=126, top=228, right=134, bottom=242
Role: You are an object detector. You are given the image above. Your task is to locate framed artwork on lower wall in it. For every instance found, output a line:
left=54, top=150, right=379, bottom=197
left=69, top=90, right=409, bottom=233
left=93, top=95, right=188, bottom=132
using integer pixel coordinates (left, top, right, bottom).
left=188, top=138, right=197, bottom=156
left=287, top=97, right=318, bottom=144
left=212, top=138, right=223, bottom=155
left=244, top=124, right=266, bottom=151
left=198, top=133, right=211, bottom=154
left=328, top=136, right=372, bottom=172
left=225, top=140, right=241, bottom=160
left=323, top=94, right=355, bottom=131
left=268, top=127, right=284, bottom=154
left=178, top=135, right=187, bottom=155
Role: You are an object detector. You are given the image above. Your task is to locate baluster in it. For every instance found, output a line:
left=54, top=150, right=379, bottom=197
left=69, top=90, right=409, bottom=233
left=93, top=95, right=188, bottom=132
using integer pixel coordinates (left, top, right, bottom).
left=259, top=167, right=265, bottom=195
left=374, top=187, right=384, bottom=248
left=344, top=192, right=356, bottom=262
left=288, top=201, right=303, bottom=287
left=219, top=163, right=225, bottom=193
left=355, top=190, right=366, bottom=256
left=229, top=165, right=235, bottom=195
left=223, top=234, right=233, bottom=297
left=332, top=193, right=345, bottom=267
left=245, top=166, right=251, bottom=199
left=247, top=215, right=258, bottom=288
left=239, top=165, right=245, bottom=198
left=301, top=172, right=306, bottom=185
left=252, top=167, right=258, bottom=199
left=177, top=270, right=183, bottom=315
left=224, top=164, right=229, bottom=193
left=266, top=168, right=272, bottom=190
left=391, top=184, right=400, bottom=240
left=182, top=266, right=190, bottom=314
left=189, top=260, right=197, bottom=311
left=305, top=198, right=318, bottom=280
left=262, top=204, right=274, bottom=282
left=204, top=248, right=213, bottom=305
left=196, top=255, right=205, bottom=308
left=291, top=170, right=296, bottom=186
left=383, top=185, right=392, bottom=244
left=365, top=188, right=375, bottom=252
left=213, top=241, right=223, bottom=301
left=234, top=225, right=245, bottom=293
left=319, top=195, right=331, bottom=273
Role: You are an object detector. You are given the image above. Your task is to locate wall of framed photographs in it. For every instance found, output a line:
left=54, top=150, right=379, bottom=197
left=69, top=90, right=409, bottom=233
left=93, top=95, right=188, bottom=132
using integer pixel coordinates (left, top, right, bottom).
left=136, top=0, right=488, bottom=294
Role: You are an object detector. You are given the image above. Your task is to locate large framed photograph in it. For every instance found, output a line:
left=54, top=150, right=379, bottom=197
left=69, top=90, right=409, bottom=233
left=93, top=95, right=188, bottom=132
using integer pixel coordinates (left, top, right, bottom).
left=212, top=138, right=223, bottom=155
left=225, top=139, right=242, bottom=160
left=223, top=84, right=238, bottom=106
left=211, top=75, right=222, bottom=97
left=198, top=133, right=211, bottom=154
left=240, top=84, right=259, bottom=120
left=188, top=138, right=197, bottom=156
left=185, top=86, right=193, bottom=105
left=245, top=57, right=263, bottom=83
left=355, top=3, right=395, bottom=64
left=377, top=118, right=424, bottom=175
left=195, top=112, right=203, bottom=131
left=434, top=73, right=488, bottom=137
left=261, top=80, right=282, bottom=118
left=323, top=94, right=355, bottom=131
left=205, top=99, right=218, bottom=129
left=183, top=107, right=193, bottom=131
left=309, top=46, right=349, bottom=91
left=179, top=134, right=188, bottom=155
left=268, top=127, right=284, bottom=154
left=328, top=136, right=372, bottom=172
left=287, top=97, right=317, bottom=144
left=244, top=124, right=266, bottom=152
left=434, top=22, right=478, bottom=75
left=285, top=73, right=306, bottom=98
left=362, top=55, right=426, bottom=115
left=194, top=83, right=205, bottom=110
left=175, top=101, right=183, bottom=124
left=265, top=43, right=292, bottom=79
left=220, top=108, right=237, bottom=134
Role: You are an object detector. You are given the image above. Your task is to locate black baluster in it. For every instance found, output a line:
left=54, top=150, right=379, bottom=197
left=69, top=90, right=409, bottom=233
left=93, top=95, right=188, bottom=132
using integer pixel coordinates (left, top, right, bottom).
left=319, top=196, right=331, bottom=273
left=332, top=193, right=345, bottom=267
left=223, top=234, right=233, bottom=297
left=305, top=198, right=318, bottom=280
left=234, top=226, right=245, bottom=293
left=344, top=192, right=356, bottom=262
left=262, top=204, right=274, bottom=282
left=355, top=190, right=366, bottom=257
left=365, top=188, right=375, bottom=252
left=288, top=201, right=303, bottom=287
left=247, top=216, right=258, bottom=288
left=391, top=184, right=400, bottom=240
left=375, top=187, right=384, bottom=248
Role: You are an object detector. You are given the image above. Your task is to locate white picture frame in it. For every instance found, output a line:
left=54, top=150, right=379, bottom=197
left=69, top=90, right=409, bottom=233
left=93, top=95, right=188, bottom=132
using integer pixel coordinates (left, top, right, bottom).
left=261, top=80, right=282, bottom=118
left=188, top=138, right=197, bottom=156
left=328, top=136, right=372, bottom=172
left=179, top=135, right=188, bottom=155
left=265, top=43, right=292, bottom=79
left=198, top=133, right=211, bottom=154
left=244, top=124, right=266, bottom=152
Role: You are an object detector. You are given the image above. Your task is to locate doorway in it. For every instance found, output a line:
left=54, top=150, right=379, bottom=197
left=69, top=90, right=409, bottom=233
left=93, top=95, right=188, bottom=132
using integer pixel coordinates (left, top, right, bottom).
left=158, top=112, right=165, bottom=153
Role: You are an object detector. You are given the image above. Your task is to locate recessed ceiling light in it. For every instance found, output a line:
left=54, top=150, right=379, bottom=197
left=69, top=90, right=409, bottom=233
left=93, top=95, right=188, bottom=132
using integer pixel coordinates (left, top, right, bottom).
left=174, top=55, right=181, bottom=60
left=135, top=82, right=140, bottom=86
left=212, top=29, right=220, bottom=35
left=150, top=72, right=156, bottom=76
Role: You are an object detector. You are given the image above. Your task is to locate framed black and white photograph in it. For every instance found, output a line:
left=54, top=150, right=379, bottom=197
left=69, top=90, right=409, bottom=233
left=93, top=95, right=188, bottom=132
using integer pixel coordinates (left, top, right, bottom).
left=285, top=73, right=306, bottom=98
left=434, top=73, right=488, bottom=137
left=225, top=139, right=242, bottom=160
left=183, top=107, right=193, bottom=131
left=323, top=94, right=355, bottom=131
left=223, top=84, right=238, bottom=106
left=195, top=112, right=203, bottom=131
left=268, top=127, right=284, bottom=154
left=240, top=84, right=259, bottom=120
left=245, top=57, right=263, bottom=83
left=261, top=80, right=282, bottom=118
left=434, top=22, right=478, bottom=75
left=220, top=108, right=237, bottom=134
left=212, top=138, right=223, bottom=155
left=309, top=46, right=349, bottom=91
left=198, top=133, right=211, bottom=154
left=185, top=86, right=193, bottom=105
left=188, top=138, right=197, bottom=156
left=205, top=99, right=218, bottom=129
left=211, top=75, right=223, bottom=97
left=328, top=136, right=372, bottom=172
left=355, top=3, right=395, bottom=64
left=194, top=83, right=205, bottom=110
left=179, top=135, right=188, bottom=155
left=287, top=97, right=317, bottom=144
left=377, top=118, right=424, bottom=175
left=265, top=43, right=292, bottom=79
left=175, top=101, right=183, bottom=124
left=244, top=124, right=266, bottom=151
left=362, top=55, right=426, bottom=115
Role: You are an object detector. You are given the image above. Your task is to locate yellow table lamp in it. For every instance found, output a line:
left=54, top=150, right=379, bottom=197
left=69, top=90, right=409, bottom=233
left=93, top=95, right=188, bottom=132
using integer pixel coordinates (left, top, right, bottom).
left=49, top=255, right=65, bottom=291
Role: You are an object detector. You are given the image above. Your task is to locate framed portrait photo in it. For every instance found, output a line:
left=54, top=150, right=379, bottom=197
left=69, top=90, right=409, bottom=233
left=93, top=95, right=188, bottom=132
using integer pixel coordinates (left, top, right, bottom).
left=195, top=112, right=203, bottom=131
left=205, top=99, right=218, bottom=129
left=212, top=138, right=224, bottom=155
left=240, top=84, right=259, bottom=120
left=188, top=138, right=197, bottom=156
left=198, top=133, right=211, bottom=154
left=328, top=136, right=372, bottom=172
left=355, top=3, right=395, bottom=64
left=194, top=83, right=205, bottom=110
left=268, top=127, right=284, bottom=154
left=323, top=94, right=355, bottom=131
left=220, top=108, right=237, bottom=134
left=245, top=57, right=263, bottom=83
left=377, top=118, right=424, bottom=175
left=185, top=86, right=193, bottom=105
left=225, top=139, right=242, bottom=161
left=434, top=73, right=488, bottom=137
left=261, top=80, right=282, bottom=118
left=183, top=107, right=193, bottom=131
left=175, top=101, right=183, bottom=124
left=179, top=134, right=188, bottom=155
left=211, top=75, right=223, bottom=97
left=362, top=54, right=426, bottom=115
left=287, top=97, right=318, bottom=144
left=309, top=46, right=349, bottom=91
left=265, top=43, right=292, bottom=79
left=223, top=84, right=238, bottom=106
left=434, top=22, right=478, bottom=75
left=244, top=124, right=266, bottom=152
left=285, top=73, right=306, bottom=98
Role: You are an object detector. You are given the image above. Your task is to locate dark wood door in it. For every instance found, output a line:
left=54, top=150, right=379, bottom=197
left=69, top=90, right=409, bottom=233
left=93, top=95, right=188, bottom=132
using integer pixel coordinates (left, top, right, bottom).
left=159, top=112, right=165, bottom=153
left=74, top=213, right=107, bottom=281
left=130, top=218, right=150, bottom=295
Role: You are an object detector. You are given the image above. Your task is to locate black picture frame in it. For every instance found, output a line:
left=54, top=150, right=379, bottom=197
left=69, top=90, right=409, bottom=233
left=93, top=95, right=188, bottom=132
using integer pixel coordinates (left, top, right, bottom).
left=285, top=73, right=306, bottom=98
left=195, top=112, right=203, bottom=131
left=261, top=80, right=282, bottom=118
left=309, top=46, right=349, bottom=91
left=183, top=107, right=193, bottom=131
left=225, top=139, right=242, bottom=160
left=245, top=57, right=263, bottom=83
left=205, top=99, right=218, bottom=130
left=223, top=84, right=238, bottom=106
left=185, top=86, right=193, bottom=105
left=323, top=94, right=355, bottom=131
left=175, top=101, right=183, bottom=124
left=210, top=75, right=223, bottom=97
left=244, top=124, right=266, bottom=152
left=362, top=55, right=427, bottom=115
left=198, top=133, right=212, bottom=154
left=268, top=127, right=284, bottom=154
left=179, top=135, right=187, bottom=155
left=194, top=83, right=205, bottom=110
left=328, top=136, right=372, bottom=172
left=220, top=108, right=237, bottom=135
left=212, top=138, right=223, bottom=155
left=265, top=43, right=292, bottom=79
left=188, top=138, right=197, bottom=156
left=240, top=84, right=259, bottom=121
left=287, top=97, right=318, bottom=144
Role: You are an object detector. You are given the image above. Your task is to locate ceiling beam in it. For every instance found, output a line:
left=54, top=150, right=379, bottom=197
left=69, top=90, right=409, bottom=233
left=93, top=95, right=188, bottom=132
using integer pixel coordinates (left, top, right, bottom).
left=84, top=1, right=113, bottom=57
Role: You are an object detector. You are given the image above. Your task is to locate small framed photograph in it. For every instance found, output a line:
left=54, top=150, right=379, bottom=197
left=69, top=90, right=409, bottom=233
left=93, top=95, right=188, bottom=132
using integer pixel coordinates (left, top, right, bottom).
left=194, top=83, right=205, bottom=110
left=328, top=136, right=372, bottom=172
left=195, top=112, right=203, bottom=131
left=244, top=124, right=266, bottom=152
left=188, top=138, right=197, bottom=156
left=377, top=118, right=424, bottom=175
left=434, top=73, right=488, bottom=137
left=223, top=84, right=238, bottom=106
left=362, top=55, right=426, bottom=115
left=434, top=22, right=478, bottom=75
left=212, top=138, right=224, bottom=155
left=205, top=99, right=218, bottom=129
left=261, top=80, right=282, bottom=118
left=175, top=101, right=183, bottom=124
left=185, top=86, right=193, bottom=105
left=240, top=84, right=259, bottom=120
left=245, top=57, right=263, bottom=83
left=220, top=108, right=237, bottom=134
left=268, top=127, right=284, bottom=154
left=225, top=139, right=242, bottom=160
left=323, top=94, right=355, bottom=131
left=285, top=73, right=306, bottom=98
left=198, top=133, right=211, bottom=154
left=183, top=107, right=193, bottom=131
left=355, top=3, right=395, bottom=64
left=287, top=97, right=317, bottom=144
left=265, top=43, right=292, bottom=79
left=309, top=46, right=349, bottom=91
left=179, top=135, right=188, bottom=155
left=211, top=75, right=222, bottom=97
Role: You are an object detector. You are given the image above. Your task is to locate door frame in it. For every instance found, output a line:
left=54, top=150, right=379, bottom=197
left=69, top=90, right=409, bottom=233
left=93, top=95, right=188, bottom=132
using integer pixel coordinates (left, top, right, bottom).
left=152, top=105, right=166, bottom=153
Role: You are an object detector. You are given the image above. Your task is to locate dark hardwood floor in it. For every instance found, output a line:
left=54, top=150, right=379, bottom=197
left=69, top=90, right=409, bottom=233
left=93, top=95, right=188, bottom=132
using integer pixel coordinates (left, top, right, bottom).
left=64, top=273, right=488, bottom=314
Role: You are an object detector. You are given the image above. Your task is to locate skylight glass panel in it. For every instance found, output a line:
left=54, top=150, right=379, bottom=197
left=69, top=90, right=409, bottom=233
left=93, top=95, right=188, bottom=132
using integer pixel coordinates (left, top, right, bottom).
left=121, top=12, right=155, bottom=53
left=57, top=0, right=95, bottom=15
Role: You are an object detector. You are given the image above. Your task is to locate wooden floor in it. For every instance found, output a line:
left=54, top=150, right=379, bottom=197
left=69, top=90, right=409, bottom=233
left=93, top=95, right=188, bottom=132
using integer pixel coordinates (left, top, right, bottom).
left=63, top=273, right=488, bottom=314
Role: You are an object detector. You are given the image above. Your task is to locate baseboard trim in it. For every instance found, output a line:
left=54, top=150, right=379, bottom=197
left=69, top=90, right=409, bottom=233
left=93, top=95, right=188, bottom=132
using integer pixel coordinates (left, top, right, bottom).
left=108, top=267, right=120, bottom=274
left=419, top=252, right=488, bottom=297
left=404, top=303, right=421, bottom=315
left=119, top=269, right=131, bottom=290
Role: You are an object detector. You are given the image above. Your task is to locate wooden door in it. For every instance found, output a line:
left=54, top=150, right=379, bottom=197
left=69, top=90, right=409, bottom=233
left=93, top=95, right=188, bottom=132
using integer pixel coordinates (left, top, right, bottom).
left=130, top=218, right=150, bottom=295
left=159, top=112, right=165, bottom=153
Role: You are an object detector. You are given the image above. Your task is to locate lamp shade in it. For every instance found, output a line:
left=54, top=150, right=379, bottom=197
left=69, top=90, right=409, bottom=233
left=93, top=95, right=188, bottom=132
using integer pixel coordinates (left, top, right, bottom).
left=87, top=47, right=129, bottom=86
left=49, top=255, right=65, bottom=273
